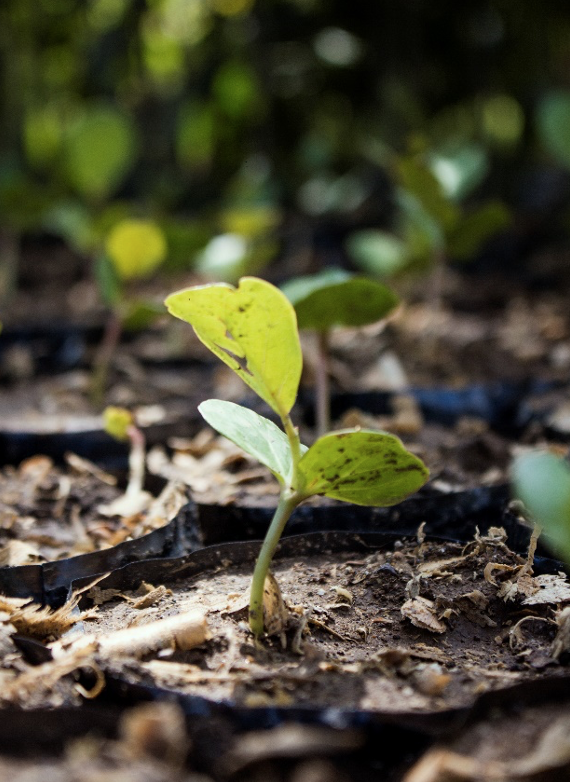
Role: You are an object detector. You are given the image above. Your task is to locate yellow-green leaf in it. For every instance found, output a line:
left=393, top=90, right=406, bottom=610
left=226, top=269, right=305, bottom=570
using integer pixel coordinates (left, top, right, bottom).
left=298, top=429, right=429, bottom=506
left=165, top=277, right=302, bottom=418
left=103, top=406, right=133, bottom=441
left=106, top=219, right=167, bottom=281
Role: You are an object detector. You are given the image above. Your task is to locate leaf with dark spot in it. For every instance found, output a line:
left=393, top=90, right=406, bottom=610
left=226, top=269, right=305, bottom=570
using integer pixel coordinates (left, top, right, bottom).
left=298, top=429, right=429, bottom=506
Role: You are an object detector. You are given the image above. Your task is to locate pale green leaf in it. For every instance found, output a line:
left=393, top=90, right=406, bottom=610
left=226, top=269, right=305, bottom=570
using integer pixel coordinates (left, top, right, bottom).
left=198, top=399, right=304, bottom=483
left=165, top=278, right=302, bottom=417
left=512, top=451, right=570, bottom=564
left=282, top=270, right=399, bottom=331
left=398, top=157, right=460, bottom=232
left=346, top=230, right=409, bottom=277
left=298, top=429, right=429, bottom=506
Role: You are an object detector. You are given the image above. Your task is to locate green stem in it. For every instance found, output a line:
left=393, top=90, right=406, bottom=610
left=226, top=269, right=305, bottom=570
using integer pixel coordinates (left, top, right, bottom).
left=315, top=329, right=330, bottom=438
left=91, top=310, right=122, bottom=406
left=249, top=490, right=300, bottom=637
left=283, top=414, right=302, bottom=483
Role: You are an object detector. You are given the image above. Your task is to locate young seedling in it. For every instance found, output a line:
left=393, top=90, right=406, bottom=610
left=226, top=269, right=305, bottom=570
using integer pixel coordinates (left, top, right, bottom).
left=347, top=150, right=510, bottom=305
left=99, top=405, right=151, bottom=517
left=281, top=269, right=399, bottom=437
left=165, top=277, right=429, bottom=637
left=91, top=218, right=167, bottom=403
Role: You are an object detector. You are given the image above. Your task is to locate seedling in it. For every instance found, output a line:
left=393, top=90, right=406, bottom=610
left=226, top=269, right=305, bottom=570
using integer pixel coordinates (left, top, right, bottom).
left=347, top=150, right=510, bottom=302
left=100, top=406, right=151, bottom=517
left=91, top=218, right=167, bottom=403
left=281, top=269, right=399, bottom=436
left=512, top=451, right=570, bottom=566
left=165, top=277, right=428, bottom=637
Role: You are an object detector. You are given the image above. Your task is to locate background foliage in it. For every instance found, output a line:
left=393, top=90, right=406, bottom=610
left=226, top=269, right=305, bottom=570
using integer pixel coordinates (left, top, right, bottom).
left=1, top=0, right=570, bottom=288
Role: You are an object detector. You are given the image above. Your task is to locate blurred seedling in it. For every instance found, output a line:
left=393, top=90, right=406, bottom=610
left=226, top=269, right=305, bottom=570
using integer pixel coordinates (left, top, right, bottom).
left=282, top=269, right=399, bottom=436
left=91, top=218, right=167, bottom=403
left=165, top=277, right=428, bottom=637
left=347, top=148, right=511, bottom=304
left=100, top=406, right=151, bottom=517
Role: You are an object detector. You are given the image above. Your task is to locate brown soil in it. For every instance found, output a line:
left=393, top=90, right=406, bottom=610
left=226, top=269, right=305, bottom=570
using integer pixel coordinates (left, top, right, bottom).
left=70, top=531, right=568, bottom=713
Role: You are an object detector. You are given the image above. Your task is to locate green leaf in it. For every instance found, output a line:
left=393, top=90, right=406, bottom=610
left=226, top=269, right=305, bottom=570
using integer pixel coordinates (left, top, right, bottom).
left=282, top=270, right=399, bottom=331
left=121, top=299, right=164, bottom=331
left=165, top=277, right=302, bottom=418
left=448, top=201, right=511, bottom=261
left=95, top=254, right=121, bottom=307
left=298, top=429, right=429, bottom=506
left=428, top=144, right=489, bottom=201
left=199, top=399, right=306, bottom=483
left=396, top=188, right=445, bottom=259
left=63, top=104, right=138, bottom=201
left=397, top=157, right=460, bottom=233
left=512, top=452, right=570, bottom=564
left=345, top=230, right=409, bottom=277
left=105, top=219, right=167, bottom=281
left=536, top=90, right=570, bottom=171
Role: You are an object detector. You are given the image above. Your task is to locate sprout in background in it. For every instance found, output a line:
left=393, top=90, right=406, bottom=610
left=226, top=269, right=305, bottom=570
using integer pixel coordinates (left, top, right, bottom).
left=91, top=218, right=167, bottom=403
left=282, top=269, right=399, bottom=436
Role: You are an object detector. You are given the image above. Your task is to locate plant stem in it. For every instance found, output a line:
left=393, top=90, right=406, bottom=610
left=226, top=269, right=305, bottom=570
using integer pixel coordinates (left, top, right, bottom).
left=126, top=423, right=146, bottom=498
left=283, top=414, right=302, bottom=482
left=91, top=310, right=122, bottom=406
left=249, top=490, right=300, bottom=637
left=315, top=329, right=330, bottom=438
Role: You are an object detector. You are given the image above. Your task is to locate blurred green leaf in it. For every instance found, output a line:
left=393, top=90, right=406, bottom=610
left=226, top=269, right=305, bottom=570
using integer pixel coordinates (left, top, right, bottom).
left=282, top=269, right=399, bottom=331
left=448, top=201, right=511, bottom=261
left=95, top=253, right=121, bottom=307
left=397, top=156, right=460, bottom=232
left=121, top=299, right=164, bottom=330
left=195, top=233, right=277, bottom=282
left=220, top=205, right=280, bottom=238
left=212, top=61, right=262, bottom=121
left=23, top=104, right=62, bottom=170
left=103, top=405, right=133, bottom=441
left=176, top=100, right=216, bottom=170
left=512, top=451, right=570, bottom=564
left=345, top=230, right=409, bottom=277
left=43, top=201, right=95, bottom=253
left=396, top=188, right=445, bottom=261
left=536, top=90, right=570, bottom=171
left=105, top=219, right=167, bottom=281
left=62, top=105, right=138, bottom=201
left=428, top=144, right=489, bottom=201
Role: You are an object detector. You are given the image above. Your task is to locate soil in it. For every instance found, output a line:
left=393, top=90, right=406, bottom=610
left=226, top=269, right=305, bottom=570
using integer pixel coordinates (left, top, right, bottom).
left=76, top=531, right=567, bottom=713
left=1, top=252, right=570, bottom=780
left=0, top=454, right=186, bottom=564
left=0, top=529, right=569, bottom=780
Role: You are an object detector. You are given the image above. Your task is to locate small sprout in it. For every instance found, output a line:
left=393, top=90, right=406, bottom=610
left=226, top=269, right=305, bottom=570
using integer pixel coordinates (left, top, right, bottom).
left=101, top=406, right=150, bottom=517
left=103, top=405, right=134, bottom=441
left=165, top=277, right=429, bottom=637
left=282, top=269, right=399, bottom=436
left=91, top=218, right=167, bottom=403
